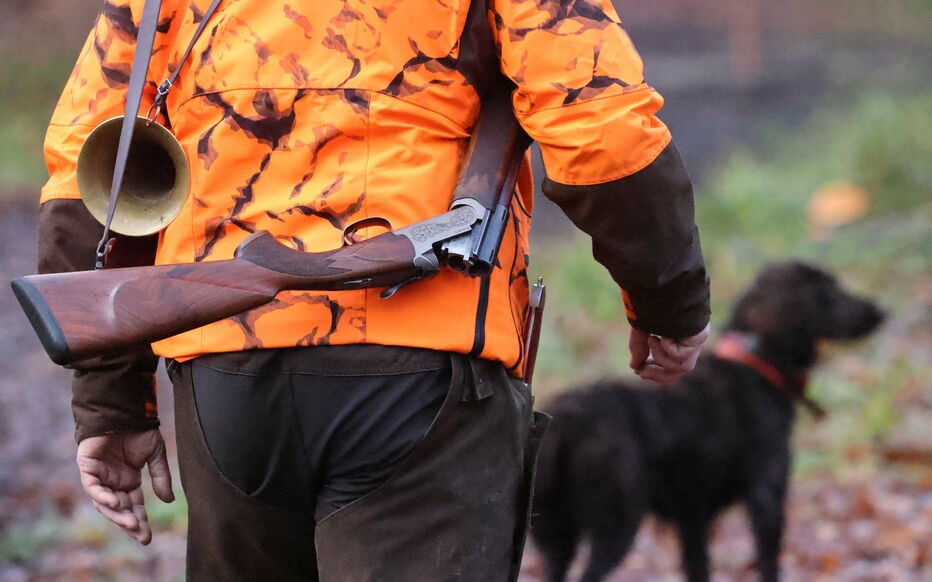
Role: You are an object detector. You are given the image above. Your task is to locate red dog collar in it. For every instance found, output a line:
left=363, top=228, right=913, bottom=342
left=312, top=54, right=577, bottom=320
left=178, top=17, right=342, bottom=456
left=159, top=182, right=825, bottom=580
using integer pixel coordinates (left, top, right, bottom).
left=714, top=333, right=825, bottom=419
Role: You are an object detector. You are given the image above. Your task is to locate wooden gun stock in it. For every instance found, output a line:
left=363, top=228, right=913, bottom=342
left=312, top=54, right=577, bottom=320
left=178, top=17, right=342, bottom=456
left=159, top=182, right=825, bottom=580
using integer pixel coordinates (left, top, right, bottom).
left=11, top=230, right=426, bottom=366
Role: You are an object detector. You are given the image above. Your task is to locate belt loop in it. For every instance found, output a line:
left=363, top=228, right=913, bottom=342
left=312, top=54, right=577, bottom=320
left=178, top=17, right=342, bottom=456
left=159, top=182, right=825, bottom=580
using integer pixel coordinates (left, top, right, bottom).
left=461, top=356, right=495, bottom=402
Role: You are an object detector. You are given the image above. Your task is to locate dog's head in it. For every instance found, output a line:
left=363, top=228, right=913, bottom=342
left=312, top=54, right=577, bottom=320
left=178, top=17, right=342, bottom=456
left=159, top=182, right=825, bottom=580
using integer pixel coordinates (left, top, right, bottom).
left=725, top=261, right=885, bottom=367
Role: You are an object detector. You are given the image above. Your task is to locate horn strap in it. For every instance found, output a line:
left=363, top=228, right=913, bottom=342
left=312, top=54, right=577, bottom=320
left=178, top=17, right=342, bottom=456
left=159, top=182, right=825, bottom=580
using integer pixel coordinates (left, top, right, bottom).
left=95, top=0, right=164, bottom=269
left=151, top=0, right=224, bottom=120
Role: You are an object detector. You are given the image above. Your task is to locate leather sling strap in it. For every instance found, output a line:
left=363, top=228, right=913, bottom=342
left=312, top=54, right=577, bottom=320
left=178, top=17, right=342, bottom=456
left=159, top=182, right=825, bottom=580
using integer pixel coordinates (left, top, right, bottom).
left=95, top=0, right=164, bottom=269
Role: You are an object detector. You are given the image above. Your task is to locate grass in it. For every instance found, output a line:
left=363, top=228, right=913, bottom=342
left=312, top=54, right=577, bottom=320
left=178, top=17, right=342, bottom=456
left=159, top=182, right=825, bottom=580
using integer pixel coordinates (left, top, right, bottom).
left=0, top=480, right=188, bottom=574
left=0, top=55, right=75, bottom=190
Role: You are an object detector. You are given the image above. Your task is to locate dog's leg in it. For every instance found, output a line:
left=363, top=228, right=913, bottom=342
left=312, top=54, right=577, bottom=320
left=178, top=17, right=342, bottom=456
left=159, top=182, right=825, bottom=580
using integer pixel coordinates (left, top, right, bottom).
left=530, top=464, right=577, bottom=580
left=746, top=478, right=787, bottom=582
left=678, top=518, right=711, bottom=582
left=535, top=533, right=577, bottom=582
left=578, top=517, right=643, bottom=582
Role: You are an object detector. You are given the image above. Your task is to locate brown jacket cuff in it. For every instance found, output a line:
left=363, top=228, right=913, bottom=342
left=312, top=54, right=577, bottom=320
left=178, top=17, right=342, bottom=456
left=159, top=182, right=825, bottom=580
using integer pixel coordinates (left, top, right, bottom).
left=71, top=350, right=161, bottom=442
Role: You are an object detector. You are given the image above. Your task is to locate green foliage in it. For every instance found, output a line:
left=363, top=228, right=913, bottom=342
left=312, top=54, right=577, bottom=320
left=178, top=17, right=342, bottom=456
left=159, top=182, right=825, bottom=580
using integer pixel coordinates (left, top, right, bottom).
left=0, top=55, right=74, bottom=190
left=551, top=237, right=624, bottom=323
left=0, top=512, right=67, bottom=563
left=698, top=91, right=932, bottom=275
left=0, top=494, right=189, bottom=573
left=147, top=490, right=189, bottom=530
left=529, top=242, right=630, bottom=397
left=850, top=95, right=931, bottom=211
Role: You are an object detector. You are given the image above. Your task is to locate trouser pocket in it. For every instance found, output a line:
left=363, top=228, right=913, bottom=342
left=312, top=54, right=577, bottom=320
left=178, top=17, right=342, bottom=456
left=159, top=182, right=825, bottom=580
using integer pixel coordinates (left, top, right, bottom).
left=315, top=355, right=542, bottom=582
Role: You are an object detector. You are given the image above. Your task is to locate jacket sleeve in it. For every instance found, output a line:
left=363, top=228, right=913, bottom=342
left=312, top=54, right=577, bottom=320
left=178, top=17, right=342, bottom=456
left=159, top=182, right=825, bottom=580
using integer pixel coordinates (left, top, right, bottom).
left=542, top=143, right=710, bottom=338
left=492, top=0, right=710, bottom=338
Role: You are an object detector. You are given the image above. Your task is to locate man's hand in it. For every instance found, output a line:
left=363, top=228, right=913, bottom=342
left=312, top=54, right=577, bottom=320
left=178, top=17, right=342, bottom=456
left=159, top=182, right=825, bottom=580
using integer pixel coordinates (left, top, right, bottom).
left=629, top=323, right=710, bottom=384
left=76, top=429, right=175, bottom=545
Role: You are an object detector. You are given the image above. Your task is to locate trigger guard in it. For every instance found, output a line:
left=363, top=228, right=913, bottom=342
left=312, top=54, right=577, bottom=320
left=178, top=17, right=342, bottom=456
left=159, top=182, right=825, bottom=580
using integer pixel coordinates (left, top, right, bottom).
left=342, top=217, right=393, bottom=246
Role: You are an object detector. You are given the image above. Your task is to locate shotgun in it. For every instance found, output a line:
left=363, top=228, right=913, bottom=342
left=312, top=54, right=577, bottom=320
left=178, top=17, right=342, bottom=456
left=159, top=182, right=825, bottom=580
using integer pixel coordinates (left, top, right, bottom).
left=12, top=90, right=532, bottom=366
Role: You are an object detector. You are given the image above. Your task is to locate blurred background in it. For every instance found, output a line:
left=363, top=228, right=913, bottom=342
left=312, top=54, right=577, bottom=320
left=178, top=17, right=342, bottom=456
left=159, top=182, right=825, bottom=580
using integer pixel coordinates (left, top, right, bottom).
left=1, top=1, right=929, bottom=580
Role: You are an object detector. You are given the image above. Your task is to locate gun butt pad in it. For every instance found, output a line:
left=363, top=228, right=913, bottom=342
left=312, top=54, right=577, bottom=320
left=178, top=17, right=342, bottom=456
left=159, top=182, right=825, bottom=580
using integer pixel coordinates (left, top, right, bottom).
left=10, top=277, right=73, bottom=366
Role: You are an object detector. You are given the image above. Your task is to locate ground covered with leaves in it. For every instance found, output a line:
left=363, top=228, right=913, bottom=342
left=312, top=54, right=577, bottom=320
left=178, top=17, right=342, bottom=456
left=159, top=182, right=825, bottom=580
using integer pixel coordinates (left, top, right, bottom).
left=519, top=474, right=932, bottom=581
left=2, top=472, right=930, bottom=581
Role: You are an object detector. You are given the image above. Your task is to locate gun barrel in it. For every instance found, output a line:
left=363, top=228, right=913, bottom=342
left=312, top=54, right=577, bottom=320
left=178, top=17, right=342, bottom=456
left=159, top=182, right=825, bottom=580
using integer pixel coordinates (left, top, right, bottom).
left=443, top=90, right=531, bottom=277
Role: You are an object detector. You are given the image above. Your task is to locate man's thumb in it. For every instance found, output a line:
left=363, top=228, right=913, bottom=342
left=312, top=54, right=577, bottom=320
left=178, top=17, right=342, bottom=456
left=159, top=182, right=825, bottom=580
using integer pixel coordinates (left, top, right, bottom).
left=148, top=448, right=175, bottom=503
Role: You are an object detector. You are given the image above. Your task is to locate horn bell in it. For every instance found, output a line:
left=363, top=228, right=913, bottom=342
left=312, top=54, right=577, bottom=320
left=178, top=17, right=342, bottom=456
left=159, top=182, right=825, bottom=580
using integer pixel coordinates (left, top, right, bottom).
left=77, top=116, right=190, bottom=237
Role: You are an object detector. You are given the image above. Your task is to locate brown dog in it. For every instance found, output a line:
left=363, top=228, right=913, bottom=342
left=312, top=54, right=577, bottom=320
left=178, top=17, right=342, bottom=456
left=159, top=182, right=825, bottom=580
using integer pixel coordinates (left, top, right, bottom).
left=530, top=261, right=885, bottom=582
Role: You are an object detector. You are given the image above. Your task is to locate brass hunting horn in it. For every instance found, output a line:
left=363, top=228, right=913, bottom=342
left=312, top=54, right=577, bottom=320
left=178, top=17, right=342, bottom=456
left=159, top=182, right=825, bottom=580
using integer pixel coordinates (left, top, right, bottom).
left=80, top=0, right=219, bottom=267
left=79, top=0, right=219, bottom=245
left=78, top=116, right=189, bottom=237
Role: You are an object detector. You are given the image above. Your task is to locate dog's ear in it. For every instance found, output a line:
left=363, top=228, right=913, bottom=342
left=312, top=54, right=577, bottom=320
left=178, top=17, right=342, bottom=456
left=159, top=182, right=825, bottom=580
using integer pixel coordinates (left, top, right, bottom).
left=728, top=261, right=835, bottom=339
left=727, top=290, right=786, bottom=336
left=727, top=261, right=812, bottom=336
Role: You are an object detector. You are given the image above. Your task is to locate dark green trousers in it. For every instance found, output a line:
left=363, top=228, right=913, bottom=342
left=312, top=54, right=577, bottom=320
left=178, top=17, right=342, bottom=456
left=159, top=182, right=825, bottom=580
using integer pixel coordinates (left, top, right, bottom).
left=170, top=345, right=549, bottom=581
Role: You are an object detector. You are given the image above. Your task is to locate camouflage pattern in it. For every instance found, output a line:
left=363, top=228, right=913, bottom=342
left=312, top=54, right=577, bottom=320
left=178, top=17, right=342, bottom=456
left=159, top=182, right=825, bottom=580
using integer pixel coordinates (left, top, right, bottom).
left=42, top=0, right=672, bottom=372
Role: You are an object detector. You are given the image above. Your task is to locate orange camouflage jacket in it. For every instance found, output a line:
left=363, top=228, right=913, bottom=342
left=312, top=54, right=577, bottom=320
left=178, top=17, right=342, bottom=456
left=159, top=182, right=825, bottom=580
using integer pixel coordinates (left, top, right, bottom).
left=39, top=0, right=709, bottom=439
